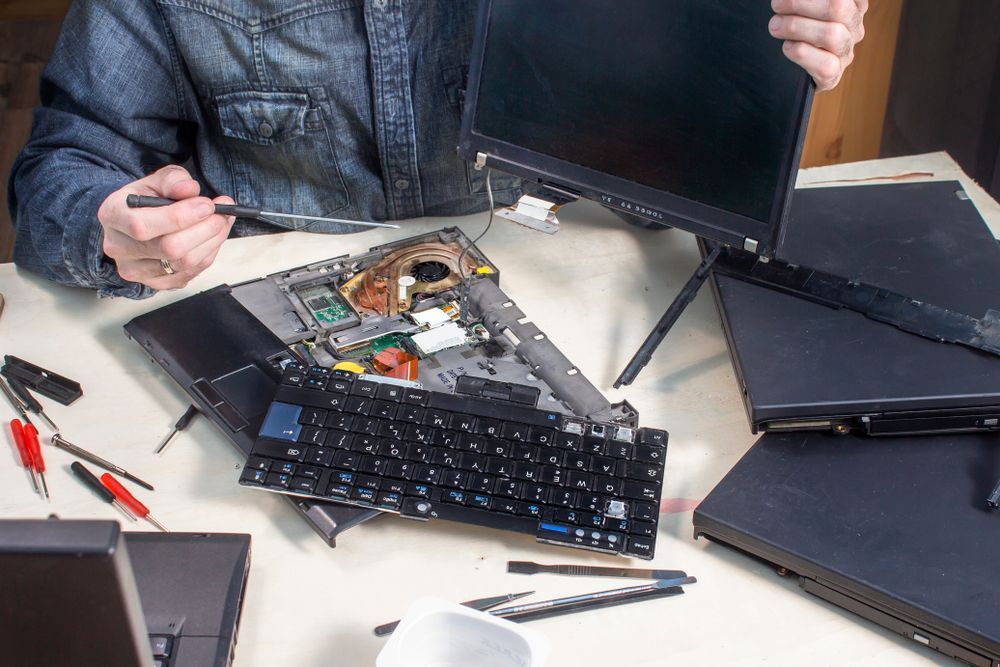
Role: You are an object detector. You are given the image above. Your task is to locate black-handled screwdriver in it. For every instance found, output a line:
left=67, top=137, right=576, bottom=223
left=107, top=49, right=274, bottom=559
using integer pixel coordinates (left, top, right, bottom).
left=126, top=194, right=399, bottom=229
left=154, top=405, right=199, bottom=454
left=71, top=462, right=138, bottom=522
left=5, top=377, right=59, bottom=432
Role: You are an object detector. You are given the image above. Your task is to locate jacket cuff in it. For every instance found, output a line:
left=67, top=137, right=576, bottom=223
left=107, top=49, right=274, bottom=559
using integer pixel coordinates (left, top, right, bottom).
left=62, top=180, right=155, bottom=299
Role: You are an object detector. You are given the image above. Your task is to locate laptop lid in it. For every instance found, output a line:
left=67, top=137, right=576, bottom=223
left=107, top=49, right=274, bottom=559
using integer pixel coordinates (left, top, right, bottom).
left=708, top=180, right=1000, bottom=435
left=694, top=431, right=1000, bottom=667
left=0, top=519, right=251, bottom=667
left=458, top=0, right=813, bottom=257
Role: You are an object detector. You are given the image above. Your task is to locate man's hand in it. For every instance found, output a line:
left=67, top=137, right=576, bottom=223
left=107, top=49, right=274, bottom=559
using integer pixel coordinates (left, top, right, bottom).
left=770, top=0, right=868, bottom=91
left=97, top=165, right=235, bottom=290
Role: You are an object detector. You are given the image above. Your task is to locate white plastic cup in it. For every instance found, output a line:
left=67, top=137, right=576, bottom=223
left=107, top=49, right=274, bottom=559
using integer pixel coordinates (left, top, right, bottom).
left=376, top=597, right=550, bottom=667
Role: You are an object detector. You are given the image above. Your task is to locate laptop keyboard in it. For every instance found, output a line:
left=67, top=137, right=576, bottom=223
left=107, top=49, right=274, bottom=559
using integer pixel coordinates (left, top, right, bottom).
left=150, top=635, right=173, bottom=666
left=239, top=364, right=667, bottom=559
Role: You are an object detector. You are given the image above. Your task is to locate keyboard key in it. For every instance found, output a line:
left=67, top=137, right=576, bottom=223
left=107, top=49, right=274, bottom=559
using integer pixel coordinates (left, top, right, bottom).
left=431, top=430, right=458, bottom=448
left=443, top=490, right=466, bottom=505
left=404, top=424, right=432, bottom=443
left=549, top=488, right=578, bottom=508
left=556, top=432, right=582, bottom=450
left=344, top=396, right=373, bottom=415
left=333, top=450, right=359, bottom=471
left=297, top=465, right=322, bottom=479
left=397, top=405, right=424, bottom=423
left=414, top=465, right=441, bottom=485
left=333, top=471, right=355, bottom=485
left=351, top=435, right=378, bottom=454
left=633, top=445, right=665, bottom=464
left=275, top=386, right=346, bottom=411
left=378, top=420, right=405, bottom=439
left=386, top=461, right=414, bottom=480
left=325, top=413, right=354, bottom=430
left=442, top=470, right=467, bottom=489
left=523, top=484, right=547, bottom=503
left=513, top=462, right=540, bottom=482
left=467, top=494, right=492, bottom=510
left=476, top=418, right=502, bottom=437
left=351, top=380, right=379, bottom=397
left=625, top=535, right=654, bottom=558
left=606, top=518, right=629, bottom=533
left=383, top=480, right=407, bottom=494
left=401, top=389, right=429, bottom=406
left=360, top=456, right=389, bottom=476
left=265, top=472, right=291, bottom=488
left=304, top=377, right=327, bottom=390
left=527, top=427, right=555, bottom=445
left=486, top=439, right=511, bottom=457
left=240, top=468, right=267, bottom=484
left=326, top=483, right=351, bottom=498
left=306, top=447, right=335, bottom=467
left=405, top=443, right=432, bottom=462
left=567, top=471, right=593, bottom=491
left=407, top=483, right=432, bottom=498
left=298, top=426, right=327, bottom=445
left=631, top=520, right=656, bottom=538
left=595, top=476, right=622, bottom=495
left=246, top=456, right=271, bottom=471
left=501, top=422, right=528, bottom=441
left=467, top=474, right=494, bottom=493
left=577, top=494, right=602, bottom=512
left=624, top=461, right=664, bottom=483
left=540, top=466, right=565, bottom=485
left=423, top=409, right=450, bottom=428
left=254, top=440, right=307, bottom=463
left=276, top=461, right=296, bottom=475
left=555, top=509, right=579, bottom=524
left=538, top=447, right=563, bottom=466
left=564, top=452, right=591, bottom=471
left=497, top=499, right=519, bottom=514
left=518, top=502, right=543, bottom=518
left=456, top=433, right=486, bottom=453
left=631, top=501, right=657, bottom=522
left=582, top=513, right=605, bottom=528
left=606, top=441, right=633, bottom=459
left=351, top=487, right=377, bottom=503
left=376, top=384, right=404, bottom=401
left=355, top=475, right=381, bottom=490
left=259, top=402, right=303, bottom=442
left=326, top=378, right=352, bottom=394
left=485, top=457, right=512, bottom=477
left=377, top=491, right=403, bottom=510
left=431, top=449, right=458, bottom=467
left=623, top=480, right=660, bottom=502
left=428, top=392, right=560, bottom=427
left=299, top=407, right=328, bottom=426
left=458, top=453, right=486, bottom=472
left=290, top=476, right=317, bottom=494
left=637, top=428, right=668, bottom=447
left=495, top=480, right=521, bottom=498
left=591, top=456, right=617, bottom=476
left=355, top=417, right=381, bottom=435
left=377, top=440, right=406, bottom=459
left=450, top=414, right=477, bottom=432
left=512, top=443, right=539, bottom=462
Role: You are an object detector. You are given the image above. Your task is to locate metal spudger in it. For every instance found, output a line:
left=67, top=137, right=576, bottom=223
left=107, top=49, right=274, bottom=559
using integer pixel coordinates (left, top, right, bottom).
left=126, top=194, right=400, bottom=229
left=507, top=561, right=687, bottom=581
left=373, top=591, right=534, bottom=637
left=51, top=433, right=155, bottom=491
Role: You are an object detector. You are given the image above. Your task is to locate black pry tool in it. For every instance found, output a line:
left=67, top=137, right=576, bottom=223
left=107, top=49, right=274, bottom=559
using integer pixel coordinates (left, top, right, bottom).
left=373, top=591, right=534, bottom=637
left=5, top=377, right=58, bottom=433
left=126, top=194, right=399, bottom=230
left=70, top=461, right=138, bottom=522
left=155, top=404, right=199, bottom=454
left=507, top=561, right=687, bottom=580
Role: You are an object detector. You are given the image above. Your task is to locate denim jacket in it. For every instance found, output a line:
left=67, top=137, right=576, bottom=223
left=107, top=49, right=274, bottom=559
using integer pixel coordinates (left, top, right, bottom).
left=8, top=0, right=520, bottom=298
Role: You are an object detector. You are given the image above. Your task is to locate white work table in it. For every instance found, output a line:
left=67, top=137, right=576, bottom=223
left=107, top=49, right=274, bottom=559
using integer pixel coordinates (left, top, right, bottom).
left=1, top=152, right=995, bottom=666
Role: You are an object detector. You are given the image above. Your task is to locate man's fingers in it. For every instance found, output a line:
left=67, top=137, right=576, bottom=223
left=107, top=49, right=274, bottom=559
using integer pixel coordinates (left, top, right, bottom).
left=113, top=196, right=217, bottom=242
left=138, top=165, right=199, bottom=200
left=142, top=211, right=230, bottom=263
left=770, top=14, right=853, bottom=58
left=772, top=0, right=864, bottom=40
left=116, top=258, right=194, bottom=290
left=782, top=41, right=845, bottom=91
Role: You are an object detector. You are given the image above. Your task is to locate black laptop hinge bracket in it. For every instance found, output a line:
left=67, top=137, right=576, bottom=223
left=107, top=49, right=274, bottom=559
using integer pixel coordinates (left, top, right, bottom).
left=711, top=246, right=1000, bottom=359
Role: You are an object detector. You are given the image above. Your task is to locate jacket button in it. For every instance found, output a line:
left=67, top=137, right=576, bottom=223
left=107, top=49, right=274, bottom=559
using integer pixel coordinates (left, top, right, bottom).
left=394, top=179, right=410, bottom=191
left=258, top=121, right=274, bottom=138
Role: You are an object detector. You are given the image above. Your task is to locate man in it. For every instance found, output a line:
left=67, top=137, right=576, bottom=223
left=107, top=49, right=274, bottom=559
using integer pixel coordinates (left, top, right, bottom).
left=8, top=0, right=866, bottom=298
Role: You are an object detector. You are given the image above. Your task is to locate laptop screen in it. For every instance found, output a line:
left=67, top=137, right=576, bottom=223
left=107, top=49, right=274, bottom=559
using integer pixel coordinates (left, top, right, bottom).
left=460, top=0, right=813, bottom=256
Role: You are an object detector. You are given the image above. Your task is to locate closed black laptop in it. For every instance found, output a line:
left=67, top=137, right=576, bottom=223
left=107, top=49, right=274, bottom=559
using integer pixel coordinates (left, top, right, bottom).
left=0, top=520, right=250, bottom=667
left=694, top=431, right=1000, bottom=667
left=709, top=180, right=1000, bottom=435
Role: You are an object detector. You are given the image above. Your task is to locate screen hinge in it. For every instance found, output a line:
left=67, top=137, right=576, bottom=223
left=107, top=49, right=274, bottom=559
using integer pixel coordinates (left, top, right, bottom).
left=743, top=237, right=759, bottom=253
left=496, top=183, right=579, bottom=235
left=474, top=152, right=488, bottom=170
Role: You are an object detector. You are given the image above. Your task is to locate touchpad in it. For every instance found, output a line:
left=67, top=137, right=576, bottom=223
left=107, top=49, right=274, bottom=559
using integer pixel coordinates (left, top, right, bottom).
left=212, top=365, right=275, bottom=419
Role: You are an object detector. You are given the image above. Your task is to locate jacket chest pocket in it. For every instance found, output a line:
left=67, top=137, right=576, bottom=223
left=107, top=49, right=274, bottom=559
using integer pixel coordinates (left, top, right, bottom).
left=214, top=90, right=349, bottom=225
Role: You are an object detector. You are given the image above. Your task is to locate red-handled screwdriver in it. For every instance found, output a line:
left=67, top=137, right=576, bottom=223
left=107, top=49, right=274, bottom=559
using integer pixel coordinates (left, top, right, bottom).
left=99, top=473, right=168, bottom=532
left=22, top=422, right=49, bottom=499
left=70, top=461, right=137, bottom=522
left=8, top=418, right=40, bottom=495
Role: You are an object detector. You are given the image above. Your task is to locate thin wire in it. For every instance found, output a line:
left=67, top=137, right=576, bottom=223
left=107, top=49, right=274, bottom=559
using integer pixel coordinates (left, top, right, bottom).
left=459, top=168, right=495, bottom=321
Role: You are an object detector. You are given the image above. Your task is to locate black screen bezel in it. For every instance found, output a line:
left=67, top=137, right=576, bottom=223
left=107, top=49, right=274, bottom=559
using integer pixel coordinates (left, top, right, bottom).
left=458, top=0, right=815, bottom=257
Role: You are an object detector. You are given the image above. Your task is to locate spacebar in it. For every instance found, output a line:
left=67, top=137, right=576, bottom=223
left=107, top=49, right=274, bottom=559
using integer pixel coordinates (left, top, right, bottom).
left=428, top=392, right=558, bottom=427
